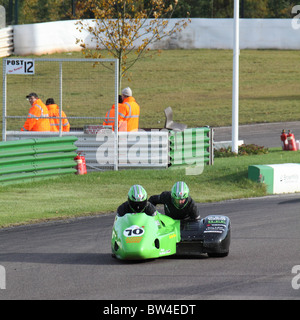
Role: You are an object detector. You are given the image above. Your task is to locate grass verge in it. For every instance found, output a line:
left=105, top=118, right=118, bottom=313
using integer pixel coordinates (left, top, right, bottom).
left=1, top=147, right=299, bottom=228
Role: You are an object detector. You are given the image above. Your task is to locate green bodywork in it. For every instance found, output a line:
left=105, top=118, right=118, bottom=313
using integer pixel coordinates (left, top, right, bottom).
left=111, top=212, right=181, bottom=260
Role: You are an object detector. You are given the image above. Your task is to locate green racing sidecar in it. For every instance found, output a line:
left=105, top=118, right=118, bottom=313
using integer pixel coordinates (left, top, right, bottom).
left=111, top=211, right=231, bottom=260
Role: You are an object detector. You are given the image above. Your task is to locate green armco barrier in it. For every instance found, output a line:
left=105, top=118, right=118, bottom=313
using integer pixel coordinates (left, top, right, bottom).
left=0, top=136, right=78, bottom=185
left=0, top=136, right=77, bottom=158
left=0, top=168, right=76, bottom=184
left=169, top=127, right=213, bottom=167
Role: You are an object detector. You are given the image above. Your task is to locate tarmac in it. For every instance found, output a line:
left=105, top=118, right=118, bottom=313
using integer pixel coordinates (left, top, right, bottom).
left=212, top=121, right=300, bottom=149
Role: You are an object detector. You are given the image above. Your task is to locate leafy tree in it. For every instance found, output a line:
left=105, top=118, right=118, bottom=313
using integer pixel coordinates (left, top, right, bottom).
left=20, top=0, right=73, bottom=23
left=0, top=0, right=74, bottom=24
left=171, top=0, right=212, bottom=18
left=1, top=0, right=299, bottom=24
left=2, top=0, right=299, bottom=28
left=267, top=0, right=296, bottom=18
left=74, top=0, right=190, bottom=90
left=172, top=0, right=297, bottom=18
left=242, top=0, right=269, bottom=18
left=212, top=0, right=233, bottom=18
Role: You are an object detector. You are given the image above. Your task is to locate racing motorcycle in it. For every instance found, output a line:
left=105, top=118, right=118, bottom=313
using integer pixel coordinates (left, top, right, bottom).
left=111, top=211, right=231, bottom=260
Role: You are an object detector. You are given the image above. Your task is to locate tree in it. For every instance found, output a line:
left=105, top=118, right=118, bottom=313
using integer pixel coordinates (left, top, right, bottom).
left=170, top=0, right=210, bottom=18
left=75, top=0, right=190, bottom=90
left=242, top=0, right=269, bottom=18
left=267, top=0, right=296, bottom=18
left=10, top=0, right=73, bottom=24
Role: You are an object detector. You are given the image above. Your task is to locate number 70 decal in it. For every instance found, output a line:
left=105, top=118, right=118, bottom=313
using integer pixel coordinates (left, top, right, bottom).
left=123, top=225, right=144, bottom=237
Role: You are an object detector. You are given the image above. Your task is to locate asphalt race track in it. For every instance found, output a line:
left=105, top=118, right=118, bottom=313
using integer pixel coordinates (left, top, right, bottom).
left=213, top=121, right=300, bottom=148
left=0, top=194, right=299, bottom=300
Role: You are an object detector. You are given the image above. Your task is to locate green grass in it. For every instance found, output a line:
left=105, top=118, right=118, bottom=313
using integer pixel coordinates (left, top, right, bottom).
left=1, top=49, right=300, bottom=134
left=0, top=147, right=299, bottom=228
left=1, top=49, right=300, bottom=227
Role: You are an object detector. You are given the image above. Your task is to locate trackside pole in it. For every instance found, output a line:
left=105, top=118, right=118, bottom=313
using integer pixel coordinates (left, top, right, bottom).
left=2, top=59, right=7, bottom=141
left=114, top=59, right=119, bottom=171
left=59, top=62, right=63, bottom=137
left=232, top=0, right=240, bottom=154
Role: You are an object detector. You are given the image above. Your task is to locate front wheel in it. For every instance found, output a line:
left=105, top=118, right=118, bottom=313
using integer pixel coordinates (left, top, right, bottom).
left=207, top=251, right=229, bottom=258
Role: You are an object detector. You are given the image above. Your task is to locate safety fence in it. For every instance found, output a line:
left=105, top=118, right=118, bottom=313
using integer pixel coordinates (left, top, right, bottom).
left=5, top=128, right=214, bottom=172
left=6, top=130, right=169, bottom=171
left=2, top=57, right=119, bottom=138
left=12, top=19, right=300, bottom=56
left=0, top=26, right=13, bottom=58
left=169, top=127, right=213, bottom=167
left=0, top=136, right=78, bottom=185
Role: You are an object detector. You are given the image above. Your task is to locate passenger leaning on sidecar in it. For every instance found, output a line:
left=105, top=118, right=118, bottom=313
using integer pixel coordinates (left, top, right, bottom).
left=148, top=181, right=200, bottom=221
left=117, top=185, right=157, bottom=217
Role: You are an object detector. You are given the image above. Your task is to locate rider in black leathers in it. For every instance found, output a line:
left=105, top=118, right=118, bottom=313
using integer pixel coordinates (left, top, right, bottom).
left=148, top=181, right=200, bottom=221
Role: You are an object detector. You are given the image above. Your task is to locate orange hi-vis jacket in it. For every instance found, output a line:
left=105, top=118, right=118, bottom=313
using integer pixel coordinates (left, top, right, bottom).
left=122, top=96, right=140, bottom=132
left=21, top=98, right=51, bottom=132
left=47, top=103, right=70, bottom=132
left=103, top=103, right=128, bottom=131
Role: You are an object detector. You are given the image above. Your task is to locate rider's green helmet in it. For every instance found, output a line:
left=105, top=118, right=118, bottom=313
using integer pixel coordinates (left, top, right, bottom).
left=171, top=181, right=189, bottom=209
left=128, top=184, right=148, bottom=213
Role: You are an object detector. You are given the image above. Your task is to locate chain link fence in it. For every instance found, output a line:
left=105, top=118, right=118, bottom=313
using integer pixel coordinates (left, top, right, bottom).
left=2, top=57, right=119, bottom=138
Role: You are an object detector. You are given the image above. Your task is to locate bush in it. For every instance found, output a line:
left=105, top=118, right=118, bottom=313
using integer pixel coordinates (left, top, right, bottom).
left=214, top=144, right=268, bottom=158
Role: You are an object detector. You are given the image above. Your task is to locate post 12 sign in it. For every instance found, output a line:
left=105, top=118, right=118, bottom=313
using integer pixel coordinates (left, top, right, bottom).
left=5, top=59, right=34, bottom=74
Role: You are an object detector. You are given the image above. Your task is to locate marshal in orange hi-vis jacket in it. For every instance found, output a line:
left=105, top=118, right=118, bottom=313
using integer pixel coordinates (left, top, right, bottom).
left=46, top=98, right=70, bottom=132
left=21, top=93, right=51, bottom=132
left=121, top=87, right=140, bottom=132
left=103, top=100, right=128, bottom=132
left=103, top=88, right=140, bottom=132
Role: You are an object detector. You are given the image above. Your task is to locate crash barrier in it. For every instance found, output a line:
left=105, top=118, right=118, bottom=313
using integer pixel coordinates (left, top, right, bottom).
left=6, top=130, right=169, bottom=170
left=0, top=136, right=78, bottom=185
left=0, top=26, right=13, bottom=58
left=5, top=128, right=214, bottom=171
left=248, top=163, right=300, bottom=194
left=169, top=127, right=214, bottom=167
left=12, top=19, right=300, bottom=56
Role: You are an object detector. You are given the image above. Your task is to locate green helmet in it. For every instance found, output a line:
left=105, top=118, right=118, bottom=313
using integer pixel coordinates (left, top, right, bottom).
left=171, top=181, right=189, bottom=209
left=128, top=185, right=148, bottom=213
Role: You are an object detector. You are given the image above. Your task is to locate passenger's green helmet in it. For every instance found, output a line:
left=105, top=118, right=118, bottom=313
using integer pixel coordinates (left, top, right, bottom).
left=128, top=184, right=148, bottom=213
left=171, top=181, right=189, bottom=209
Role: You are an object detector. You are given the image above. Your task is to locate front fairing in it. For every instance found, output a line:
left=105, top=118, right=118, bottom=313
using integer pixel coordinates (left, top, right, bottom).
left=111, top=212, right=180, bottom=260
